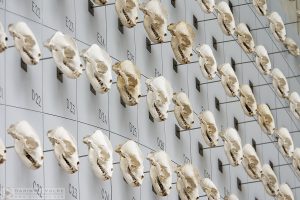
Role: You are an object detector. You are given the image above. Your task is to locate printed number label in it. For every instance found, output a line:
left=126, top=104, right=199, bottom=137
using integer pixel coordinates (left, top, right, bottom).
left=66, top=17, right=74, bottom=32
left=97, top=32, right=105, bottom=47
left=127, top=50, right=135, bottom=62
left=67, top=98, right=76, bottom=114
left=154, top=68, right=162, bottom=77
left=204, top=169, right=211, bottom=179
left=99, top=108, right=108, bottom=124
left=129, top=122, right=137, bottom=137
left=32, top=89, right=42, bottom=107
left=183, top=154, right=190, bottom=163
left=157, top=137, right=165, bottom=150
left=101, top=188, right=110, bottom=200
left=33, top=181, right=43, bottom=198
left=32, top=1, right=41, bottom=18
left=69, top=183, right=78, bottom=199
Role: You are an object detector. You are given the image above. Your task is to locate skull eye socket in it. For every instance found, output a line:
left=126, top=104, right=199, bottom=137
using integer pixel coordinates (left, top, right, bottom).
left=164, top=33, right=167, bottom=36
left=41, top=156, right=44, bottom=160
left=136, top=17, right=138, bottom=20
left=190, top=53, right=193, bottom=56
left=38, top=53, right=41, bottom=57
left=77, top=161, right=80, bottom=165
left=4, top=150, right=6, bottom=153
left=5, top=37, right=8, bottom=41
left=141, top=175, right=144, bottom=179
left=110, top=80, right=112, bottom=83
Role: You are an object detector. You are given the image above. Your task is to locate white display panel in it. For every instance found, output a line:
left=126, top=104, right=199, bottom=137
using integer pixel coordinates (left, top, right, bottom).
left=0, top=0, right=299, bottom=199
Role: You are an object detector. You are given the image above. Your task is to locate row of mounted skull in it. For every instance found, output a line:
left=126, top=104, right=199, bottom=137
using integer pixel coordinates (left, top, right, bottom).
left=199, top=0, right=300, bottom=56
left=0, top=120, right=296, bottom=199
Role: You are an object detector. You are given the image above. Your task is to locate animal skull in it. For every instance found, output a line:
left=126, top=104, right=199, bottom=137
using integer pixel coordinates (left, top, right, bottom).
left=81, top=44, right=112, bottom=93
left=0, top=22, right=7, bottom=53
left=199, top=111, right=219, bottom=147
left=115, top=0, right=139, bottom=28
left=168, top=21, right=195, bottom=64
left=292, top=148, right=300, bottom=177
left=224, top=194, right=239, bottom=200
left=218, top=63, right=239, bottom=97
left=47, top=127, right=79, bottom=174
left=275, top=127, right=294, bottom=158
left=115, top=140, right=144, bottom=187
left=255, top=45, right=272, bottom=75
left=195, top=44, right=217, bottom=80
left=172, top=92, right=194, bottom=130
left=215, top=1, right=236, bottom=36
left=235, top=23, right=255, bottom=54
left=239, top=84, right=257, bottom=117
left=242, top=144, right=263, bottom=180
left=253, top=0, right=268, bottom=16
left=139, top=0, right=168, bottom=43
left=288, top=92, right=300, bottom=120
left=92, top=0, right=107, bottom=5
left=146, top=76, right=173, bottom=122
left=176, top=164, right=201, bottom=200
left=271, top=68, right=289, bottom=98
left=45, top=32, right=84, bottom=79
left=7, top=121, right=43, bottom=169
left=199, top=178, right=221, bottom=200
left=197, top=0, right=215, bottom=13
left=276, top=183, right=294, bottom=200
left=257, top=104, right=275, bottom=135
left=8, top=22, right=41, bottom=65
left=268, top=12, right=286, bottom=42
left=284, top=37, right=300, bottom=57
left=112, top=60, right=141, bottom=106
left=83, top=130, right=113, bottom=181
left=147, top=151, right=173, bottom=196
left=0, top=138, right=6, bottom=164
left=220, top=128, right=243, bottom=166
left=261, top=164, right=279, bottom=197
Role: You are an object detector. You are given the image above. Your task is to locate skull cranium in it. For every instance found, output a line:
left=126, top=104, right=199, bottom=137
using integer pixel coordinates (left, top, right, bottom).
left=195, top=44, right=217, bottom=80
left=199, top=178, right=221, bottom=200
left=81, top=44, right=112, bottom=93
left=220, top=128, right=243, bottom=166
left=276, top=183, right=294, bottom=200
left=199, top=110, right=219, bottom=147
left=235, top=23, right=255, bottom=54
left=140, top=0, right=168, bottom=43
left=261, top=164, right=279, bottom=197
left=253, top=0, right=268, bottom=16
left=197, top=0, right=215, bottom=13
left=8, top=22, right=41, bottom=65
left=255, top=45, right=272, bottom=75
left=218, top=63, right=239, bottom=97
left=215, top=1, right=236, bottom=36
left=284, top=37, right=300, bottom=57
left=268, top=12, right=286, bottom=42
left=176, top=164, right=201, bottom=200
left=168, top=21, right=195, bottom=64
left=271, top=68, right=289, bottom=98
left=239, top=84, right=257, bottom=117
left=257, top=104, right=275, bottom=135
left=47, top=127, right=79, bottom=174
left=147, top=151, right=173, bottom=196
left=115, top=0, right=139, bottom=28
left=275, top=127, right=294, bottom=158
left=112, top=60, right=141, bottom=106
left=7, top=120, right=43, bottom=169
left=0, top=22, right=7, bottom=53
left=146, top=76, right=173, bottom=122
left=172, top=92, right=194, bottom=130
left=0, top=138, right=6, bottom=164
left=44, top=31, right=84, bottom=79
left=292, top=148, right=300, bottom=177
left=83, top=130, right=113, bottom=181
left=115, top=140, right=144, bottom=187
left=242, top=144, right=263, bottom=180
left=288, top=92, right=300, bottom=120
